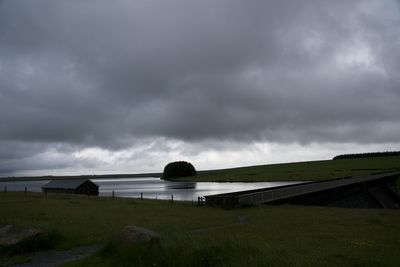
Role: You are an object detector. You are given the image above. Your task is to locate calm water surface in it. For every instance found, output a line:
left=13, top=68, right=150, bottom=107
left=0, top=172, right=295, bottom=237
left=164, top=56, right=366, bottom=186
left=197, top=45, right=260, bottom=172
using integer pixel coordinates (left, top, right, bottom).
left=0, top=178, right=301, bottom=201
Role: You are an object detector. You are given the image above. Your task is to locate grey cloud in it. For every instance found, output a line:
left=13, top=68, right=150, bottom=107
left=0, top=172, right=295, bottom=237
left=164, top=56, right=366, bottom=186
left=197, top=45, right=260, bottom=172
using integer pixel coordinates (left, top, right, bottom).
left=0, top=141, right=101, bottom=175
left=1, top=0, right=400, bottom=174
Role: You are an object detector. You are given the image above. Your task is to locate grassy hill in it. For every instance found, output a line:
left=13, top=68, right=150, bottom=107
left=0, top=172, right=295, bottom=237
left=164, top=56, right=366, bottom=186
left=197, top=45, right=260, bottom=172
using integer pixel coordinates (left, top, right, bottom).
left=2, top=156, right=400, bottom=184
left=189, top=156, right=400, bottom=182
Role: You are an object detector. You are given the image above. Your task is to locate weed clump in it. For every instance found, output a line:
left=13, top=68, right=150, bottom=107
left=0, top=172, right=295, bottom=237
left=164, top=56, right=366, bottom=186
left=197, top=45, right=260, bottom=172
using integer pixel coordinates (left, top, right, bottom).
left=3, top=227, right=63, bottom=254
left=96, top=236, right=263, bottom=267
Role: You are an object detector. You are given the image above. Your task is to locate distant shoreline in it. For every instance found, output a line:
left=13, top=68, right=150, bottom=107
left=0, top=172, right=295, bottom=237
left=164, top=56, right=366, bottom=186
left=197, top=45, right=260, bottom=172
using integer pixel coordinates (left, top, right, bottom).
left=2, top=156, right=400, bottom=183
left=0, top=173, right=162, bottom=182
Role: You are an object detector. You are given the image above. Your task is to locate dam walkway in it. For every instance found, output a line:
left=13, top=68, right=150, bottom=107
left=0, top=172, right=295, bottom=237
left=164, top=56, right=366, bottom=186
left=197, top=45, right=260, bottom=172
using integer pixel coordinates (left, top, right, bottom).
left=204, top=172, right=400, bottom=209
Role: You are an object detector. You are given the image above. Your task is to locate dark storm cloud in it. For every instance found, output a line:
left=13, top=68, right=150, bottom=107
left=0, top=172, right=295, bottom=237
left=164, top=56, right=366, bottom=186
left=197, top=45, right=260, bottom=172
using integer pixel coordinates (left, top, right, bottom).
left=1, top=0, right=400, bottom=174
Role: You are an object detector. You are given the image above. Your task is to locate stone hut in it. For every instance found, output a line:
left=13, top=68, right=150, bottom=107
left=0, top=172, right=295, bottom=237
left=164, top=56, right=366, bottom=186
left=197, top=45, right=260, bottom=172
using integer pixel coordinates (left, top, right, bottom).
left=42, top=179, right=99, bottom=196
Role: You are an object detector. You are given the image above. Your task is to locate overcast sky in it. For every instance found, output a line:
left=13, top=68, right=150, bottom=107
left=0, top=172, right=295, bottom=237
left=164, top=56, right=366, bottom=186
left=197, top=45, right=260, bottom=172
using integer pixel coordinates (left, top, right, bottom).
left=1, top=0, right=400, bottom=176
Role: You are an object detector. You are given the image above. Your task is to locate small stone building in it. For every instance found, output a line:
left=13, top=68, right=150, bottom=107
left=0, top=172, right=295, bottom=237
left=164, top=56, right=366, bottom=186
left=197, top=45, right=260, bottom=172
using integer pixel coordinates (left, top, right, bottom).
left=42, top=179, right=99, bottom=196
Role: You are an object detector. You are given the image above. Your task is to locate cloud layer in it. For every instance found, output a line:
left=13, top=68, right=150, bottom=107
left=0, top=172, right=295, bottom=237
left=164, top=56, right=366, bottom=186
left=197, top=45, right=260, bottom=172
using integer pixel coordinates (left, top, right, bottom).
left=1, top=0, right=400, bottom=175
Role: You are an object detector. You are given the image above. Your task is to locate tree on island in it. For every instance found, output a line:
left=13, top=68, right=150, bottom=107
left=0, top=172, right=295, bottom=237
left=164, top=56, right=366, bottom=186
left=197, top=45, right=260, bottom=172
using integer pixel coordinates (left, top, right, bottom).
left=162, top=161, right=197, bottom=179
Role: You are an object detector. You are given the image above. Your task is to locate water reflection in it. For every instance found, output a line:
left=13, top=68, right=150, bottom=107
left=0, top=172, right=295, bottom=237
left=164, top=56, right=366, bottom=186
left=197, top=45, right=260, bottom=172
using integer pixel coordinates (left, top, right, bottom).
left=0, top=177, right=302, bottom=201
left=166, top=182, right=196, bottom=190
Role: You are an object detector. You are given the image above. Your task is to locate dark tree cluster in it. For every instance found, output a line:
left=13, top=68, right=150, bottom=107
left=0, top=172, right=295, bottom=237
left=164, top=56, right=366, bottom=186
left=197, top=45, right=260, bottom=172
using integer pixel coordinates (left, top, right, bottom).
left=162, top=161, right=197, bottom=179
left=333, top=151, right=400, bottom=160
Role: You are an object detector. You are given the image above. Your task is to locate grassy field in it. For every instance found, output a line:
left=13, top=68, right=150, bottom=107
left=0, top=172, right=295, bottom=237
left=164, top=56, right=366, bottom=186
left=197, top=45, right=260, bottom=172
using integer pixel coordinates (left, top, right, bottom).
left=185, top=156, right=400, bottom=182
left=1, top=192, right=400, bottom=266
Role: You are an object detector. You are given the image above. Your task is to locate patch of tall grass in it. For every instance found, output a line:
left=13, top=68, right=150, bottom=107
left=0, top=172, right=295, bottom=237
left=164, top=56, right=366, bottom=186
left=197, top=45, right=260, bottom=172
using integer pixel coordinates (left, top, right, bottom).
left=72, top=235, right=265, bottom=267
left=0, top=226, right=64, bottom=266
left=6, top=227, right=63, bottom=254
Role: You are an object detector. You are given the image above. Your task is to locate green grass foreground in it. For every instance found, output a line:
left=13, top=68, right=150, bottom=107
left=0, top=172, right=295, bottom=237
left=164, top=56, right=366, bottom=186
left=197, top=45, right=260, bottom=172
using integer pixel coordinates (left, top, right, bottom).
left=1, top=192, right=400, bottom=266
left=189, top=156, right=400, bottom=182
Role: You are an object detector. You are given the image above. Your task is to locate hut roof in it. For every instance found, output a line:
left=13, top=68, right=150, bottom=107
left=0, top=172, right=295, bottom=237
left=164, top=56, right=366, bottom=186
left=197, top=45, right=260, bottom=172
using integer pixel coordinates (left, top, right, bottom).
left=42, top=179, right=97, bottom=189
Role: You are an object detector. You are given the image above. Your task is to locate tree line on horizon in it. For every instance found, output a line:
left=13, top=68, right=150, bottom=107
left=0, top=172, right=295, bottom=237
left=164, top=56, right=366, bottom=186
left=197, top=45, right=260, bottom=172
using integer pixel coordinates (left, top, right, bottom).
left=333, top=151, right=400, bottom=160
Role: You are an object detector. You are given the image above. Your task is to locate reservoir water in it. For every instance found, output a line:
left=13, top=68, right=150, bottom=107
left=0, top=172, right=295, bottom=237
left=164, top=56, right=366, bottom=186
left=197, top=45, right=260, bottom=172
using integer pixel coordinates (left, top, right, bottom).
left=0, top=177, right=301, bottom=201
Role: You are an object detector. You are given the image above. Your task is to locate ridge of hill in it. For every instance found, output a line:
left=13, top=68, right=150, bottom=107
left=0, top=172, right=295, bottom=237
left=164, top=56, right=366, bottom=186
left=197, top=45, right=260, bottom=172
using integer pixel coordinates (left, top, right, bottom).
left=2, top=156, right=400, bottom=183
left=192, top=156, right=400, bottom=182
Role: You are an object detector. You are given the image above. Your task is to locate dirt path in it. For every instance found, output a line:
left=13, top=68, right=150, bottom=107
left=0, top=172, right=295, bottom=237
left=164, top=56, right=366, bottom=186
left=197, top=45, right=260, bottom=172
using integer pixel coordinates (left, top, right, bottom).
left=11, top=243, right=102, bottom=267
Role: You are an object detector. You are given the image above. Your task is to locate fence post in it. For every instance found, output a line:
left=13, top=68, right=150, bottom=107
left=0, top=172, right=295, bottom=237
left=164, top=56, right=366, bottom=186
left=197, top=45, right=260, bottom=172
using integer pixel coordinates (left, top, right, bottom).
left=4, top=186, right=6, bottom=193
left=25, top=187, right=27, bottom=195
left=171, top=194, right=174, bottom=204
left=112, top=190, right=115, bottom=199
left=198, top=197, right=204, bottom=205
left=141, top=192, right=143, bottom=200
